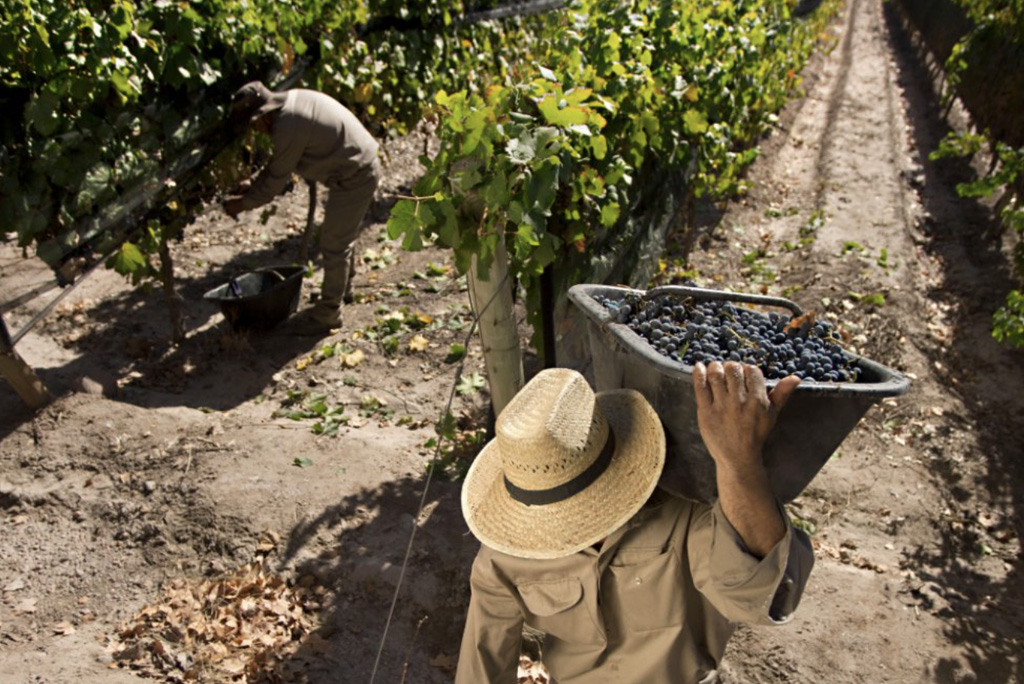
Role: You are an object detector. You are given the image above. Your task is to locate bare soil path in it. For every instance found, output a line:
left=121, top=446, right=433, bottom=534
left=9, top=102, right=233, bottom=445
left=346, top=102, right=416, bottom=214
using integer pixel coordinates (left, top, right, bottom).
left=697, top=1, right=1024, bottom=681
left=1, top=0, right=1022, bottom=682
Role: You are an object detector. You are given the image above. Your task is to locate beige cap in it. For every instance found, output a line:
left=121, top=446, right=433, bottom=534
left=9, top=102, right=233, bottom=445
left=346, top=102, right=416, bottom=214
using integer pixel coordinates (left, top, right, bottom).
left=232, top=81, right=287, bottom=120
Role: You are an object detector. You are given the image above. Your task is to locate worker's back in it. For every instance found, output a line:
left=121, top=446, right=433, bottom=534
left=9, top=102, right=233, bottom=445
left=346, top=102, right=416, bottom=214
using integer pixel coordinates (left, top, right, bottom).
left=274, top=89, right=380, bottom=184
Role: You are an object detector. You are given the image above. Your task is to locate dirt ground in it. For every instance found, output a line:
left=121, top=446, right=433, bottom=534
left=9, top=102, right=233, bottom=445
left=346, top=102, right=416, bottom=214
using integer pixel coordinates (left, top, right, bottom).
left=1, top=0, right=1022, bottom=682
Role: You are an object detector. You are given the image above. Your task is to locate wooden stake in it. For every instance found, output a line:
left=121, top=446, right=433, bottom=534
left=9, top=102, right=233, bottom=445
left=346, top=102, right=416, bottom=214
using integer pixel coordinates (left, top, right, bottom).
left=157, top=237, right=185, bottom=343
left=0, top=350, right=51, bottom=410
left=468, top=239, right=524, bottom=417
left=1, top=316, right=50, bottom=409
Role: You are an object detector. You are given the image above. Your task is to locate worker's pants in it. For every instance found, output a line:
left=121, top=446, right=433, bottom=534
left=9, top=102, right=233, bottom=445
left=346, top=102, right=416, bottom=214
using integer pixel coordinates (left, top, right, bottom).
left=318, top=159, right=381, bottom=316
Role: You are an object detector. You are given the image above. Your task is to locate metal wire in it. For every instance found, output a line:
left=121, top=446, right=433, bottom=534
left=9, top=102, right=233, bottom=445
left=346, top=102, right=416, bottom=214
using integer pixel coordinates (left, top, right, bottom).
left=368, top=269, right=512, bottom=684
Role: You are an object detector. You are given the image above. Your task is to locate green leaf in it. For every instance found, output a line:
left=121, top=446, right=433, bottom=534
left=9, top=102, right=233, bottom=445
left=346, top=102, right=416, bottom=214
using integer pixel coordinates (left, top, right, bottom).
left=525, top=163, right=559, bottom=217
left=537, top=65, right=558, bottom=82
left=456, top=372, right=486, bottom=396
left=80, top=164, right=112, bottom=204
left=436, top=201, right=461, bottom=249
left=506, top=131, right=538, bottom=164
left=445, top=343, right=466, bottom=363
left=452, top=159, right=482, bottom=191
left=591, top=135, right=608, bottom=160
left=993, top=290, right=1024, bottom=347
left=482, top=169, right=509, bottom=207
left=564, top=88, right=593, bottom=105
left=387, top=200, right=418, bottom=240
left=792, top=517, right=816, bottom=535
left=27, top=90, right=61, bottom=136
left=600, top=202, right=621, bottom=228
left=110, top=70, right=134, bottom=98
left=532, top=237, right=558, bottom=269
left=537, top=95, right=588, bottom=127
left=293, top=457, right=314, bottom=468
left=109, top=242, right=147, bottom=275
left=462, top=108, right=489, bottom=155
left=683, top=109, right=709, bottom=135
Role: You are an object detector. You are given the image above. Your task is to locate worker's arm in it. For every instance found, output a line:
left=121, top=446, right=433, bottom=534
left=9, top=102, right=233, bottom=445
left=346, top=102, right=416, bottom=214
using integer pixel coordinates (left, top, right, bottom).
left=687, top=361, right=814, bottom=624
left=693, top=361, right=797, bottom=557
left=224, top=112, right=308, bottom=217
left=455, top=550, right=524, bottom=684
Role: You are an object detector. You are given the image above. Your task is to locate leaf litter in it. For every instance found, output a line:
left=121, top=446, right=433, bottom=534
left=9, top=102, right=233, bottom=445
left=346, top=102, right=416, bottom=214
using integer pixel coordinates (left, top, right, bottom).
left=107, top=532, right=323, bottom=683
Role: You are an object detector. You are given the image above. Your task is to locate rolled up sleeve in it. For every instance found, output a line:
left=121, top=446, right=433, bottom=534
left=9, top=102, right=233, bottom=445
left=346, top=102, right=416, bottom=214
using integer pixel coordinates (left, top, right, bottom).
left=455, top=551, right=524, bottom=684
left=687, top=501, right=814, bottom=625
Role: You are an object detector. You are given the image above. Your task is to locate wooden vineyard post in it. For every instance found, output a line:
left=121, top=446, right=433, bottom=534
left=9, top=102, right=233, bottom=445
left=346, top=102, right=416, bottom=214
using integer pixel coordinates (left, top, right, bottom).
left=158, top=237, right=185, bottom=342
left=0, top=313, right=51, bottom=410
left=468, top=239, right=524, bottom=418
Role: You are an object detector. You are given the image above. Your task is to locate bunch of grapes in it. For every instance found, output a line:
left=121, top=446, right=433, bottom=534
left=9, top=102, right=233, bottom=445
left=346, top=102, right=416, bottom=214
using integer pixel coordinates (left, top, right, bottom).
left=597, top=292, right=861, bottom=383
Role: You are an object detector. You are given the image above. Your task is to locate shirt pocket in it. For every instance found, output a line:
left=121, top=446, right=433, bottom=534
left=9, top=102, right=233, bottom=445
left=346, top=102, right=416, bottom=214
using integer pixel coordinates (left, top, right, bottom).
left=516, top=578, right=601, bottom=644
left=608, top=546, right=684, bottom=632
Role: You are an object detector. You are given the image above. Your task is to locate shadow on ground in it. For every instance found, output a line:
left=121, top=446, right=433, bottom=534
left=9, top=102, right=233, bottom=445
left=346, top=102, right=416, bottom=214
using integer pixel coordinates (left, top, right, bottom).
left=262, top=474, right=476, bottom=684
left=0, top=196, right=388, bottom=441
left=884, top=4, right=1024, bottom=683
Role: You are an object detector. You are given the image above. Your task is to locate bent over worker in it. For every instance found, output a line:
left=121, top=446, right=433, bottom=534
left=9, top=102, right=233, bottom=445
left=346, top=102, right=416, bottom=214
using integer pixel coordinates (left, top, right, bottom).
left=225, top=81, right=381, bottom=335
left=455, top=361, right=814, bottom=683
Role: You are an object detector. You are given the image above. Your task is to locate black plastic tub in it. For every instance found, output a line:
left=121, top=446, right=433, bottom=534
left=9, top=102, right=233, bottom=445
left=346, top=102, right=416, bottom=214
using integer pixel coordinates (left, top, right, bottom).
left=203, top=265, right=304, bottom=332
left=568, top=283, right=910, bottom=503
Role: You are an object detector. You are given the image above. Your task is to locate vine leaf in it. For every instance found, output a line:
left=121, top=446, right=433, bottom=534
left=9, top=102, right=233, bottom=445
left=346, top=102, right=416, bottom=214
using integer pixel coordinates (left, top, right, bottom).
left=683, top=109, right=709, bottom=135
left=537, top=95, right=587, bottom=127
left=108, top=242, right=147, bottom=276
left=27, top=90, right=61, bottom=136
left=456, top=372, right=487, bottom=396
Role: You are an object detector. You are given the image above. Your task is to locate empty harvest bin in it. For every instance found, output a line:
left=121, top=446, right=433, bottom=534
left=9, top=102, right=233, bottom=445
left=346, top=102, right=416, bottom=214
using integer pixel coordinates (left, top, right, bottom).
left=204, top=265, right=304, bottom=332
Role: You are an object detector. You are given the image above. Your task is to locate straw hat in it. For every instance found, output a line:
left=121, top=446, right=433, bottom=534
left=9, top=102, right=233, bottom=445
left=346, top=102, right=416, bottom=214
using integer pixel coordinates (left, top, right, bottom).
left=461, top=368, right=665, bottom=559
left=231, top=81, right=288, bottom=121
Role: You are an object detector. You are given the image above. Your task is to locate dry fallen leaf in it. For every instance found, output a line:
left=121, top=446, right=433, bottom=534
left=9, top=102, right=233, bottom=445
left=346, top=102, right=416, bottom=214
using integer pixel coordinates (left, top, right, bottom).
left=429, top=653, right=455, bottom=670
left=296, top=356, right=313, bottom=371
left=340, top=349, right=365, bottom=368
left=108, top=558, right=321, bottom=682
left=220, top=658, right=246, bottom=675
left=784, top=311, right=817, bottom=333
left=408, top=334, right=429, bottom=352
left=14, top=598, right=37, bottom=614
left=4, top=578, right=25, bottom=592
left=53, top=621, right=76, bottom=636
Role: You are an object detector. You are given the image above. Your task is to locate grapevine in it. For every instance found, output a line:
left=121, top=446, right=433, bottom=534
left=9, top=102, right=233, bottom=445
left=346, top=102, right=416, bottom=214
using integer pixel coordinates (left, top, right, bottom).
left=0, top=0, right=555, bottom=337
left=927, top=0, right=1024, bottom=347
left=1, top=0, right=840, bottom=345
left=386, top=0, right=842, bottom=349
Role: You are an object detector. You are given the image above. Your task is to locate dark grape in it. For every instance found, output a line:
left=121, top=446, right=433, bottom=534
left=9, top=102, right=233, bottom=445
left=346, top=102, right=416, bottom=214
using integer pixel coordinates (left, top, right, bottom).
left=596, top=292, right=862, bottom=383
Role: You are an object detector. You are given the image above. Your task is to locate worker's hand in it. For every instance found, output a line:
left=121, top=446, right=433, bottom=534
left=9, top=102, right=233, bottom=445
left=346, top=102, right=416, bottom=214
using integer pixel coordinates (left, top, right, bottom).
left=223, top=196, right=246, bottom=219
left=692, top=361, right=800, bottom=476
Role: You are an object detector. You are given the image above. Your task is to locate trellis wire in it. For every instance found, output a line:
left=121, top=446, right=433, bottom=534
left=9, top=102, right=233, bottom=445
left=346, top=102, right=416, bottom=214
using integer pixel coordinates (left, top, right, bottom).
left=368, top=269, right=512, bottom=684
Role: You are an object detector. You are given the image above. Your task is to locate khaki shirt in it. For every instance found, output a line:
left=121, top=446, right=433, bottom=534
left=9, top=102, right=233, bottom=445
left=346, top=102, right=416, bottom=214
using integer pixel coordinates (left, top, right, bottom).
left=455, top=490, right=814, bottom=684
left=239, top=89, right=380, bottom=210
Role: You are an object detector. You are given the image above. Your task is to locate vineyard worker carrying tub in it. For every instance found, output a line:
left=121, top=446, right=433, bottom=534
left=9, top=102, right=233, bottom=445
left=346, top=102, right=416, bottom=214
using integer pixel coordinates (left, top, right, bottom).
left=455, top=362, right=814, bottom=684
left=224, top=81, right=382, bottom=336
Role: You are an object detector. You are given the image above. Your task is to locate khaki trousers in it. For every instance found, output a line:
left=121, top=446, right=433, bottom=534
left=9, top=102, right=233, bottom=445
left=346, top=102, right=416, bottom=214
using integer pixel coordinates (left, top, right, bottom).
left=318, top=158, right=381, bottom=313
